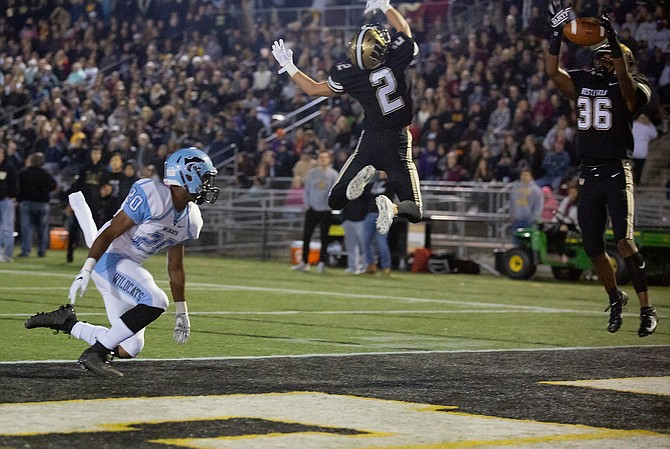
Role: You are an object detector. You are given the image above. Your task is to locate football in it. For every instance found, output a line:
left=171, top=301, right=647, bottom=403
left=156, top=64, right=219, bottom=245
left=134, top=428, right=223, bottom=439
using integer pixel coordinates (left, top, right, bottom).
left=563, top=17, right=607, bottom=47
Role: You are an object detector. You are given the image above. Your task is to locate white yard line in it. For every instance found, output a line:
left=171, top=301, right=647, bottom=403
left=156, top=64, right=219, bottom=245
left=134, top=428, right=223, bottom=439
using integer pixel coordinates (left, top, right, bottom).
left=0, top=269, right=593, bottom=313
left=1, top=345, right=667, bottom=365
left=0, top=309, right=612, bottom=318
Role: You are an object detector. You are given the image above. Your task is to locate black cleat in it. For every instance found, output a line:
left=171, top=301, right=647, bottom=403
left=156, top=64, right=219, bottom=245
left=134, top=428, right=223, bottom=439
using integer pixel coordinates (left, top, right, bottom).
left=605, top=290, right=628, bottom=333
left=25, top=304, right=77, bottom=334
left=638, top=308, right=658, bottom=337
left=78, top=342, right=123, bottom=378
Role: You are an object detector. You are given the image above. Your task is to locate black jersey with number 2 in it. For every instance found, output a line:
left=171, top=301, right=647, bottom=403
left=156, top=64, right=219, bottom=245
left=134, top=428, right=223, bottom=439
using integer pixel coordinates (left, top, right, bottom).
left=568, top=70, right=651, bottom=161
left=327, top=32, right=417, bottom=130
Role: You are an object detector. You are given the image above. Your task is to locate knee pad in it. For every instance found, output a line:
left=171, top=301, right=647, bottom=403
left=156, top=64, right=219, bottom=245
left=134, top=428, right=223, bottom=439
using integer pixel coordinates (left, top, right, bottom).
left=624, top=252, right=648, bottom=293
left=397, top=201, right=422, bottom=223
left=121, top=304, right=164, bottom=333
left=328, top=194, right=345, bottom=212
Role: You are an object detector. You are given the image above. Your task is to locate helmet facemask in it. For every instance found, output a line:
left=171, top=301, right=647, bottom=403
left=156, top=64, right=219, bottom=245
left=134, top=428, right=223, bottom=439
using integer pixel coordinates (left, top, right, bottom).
left=195, top=171, right=219, bottom=205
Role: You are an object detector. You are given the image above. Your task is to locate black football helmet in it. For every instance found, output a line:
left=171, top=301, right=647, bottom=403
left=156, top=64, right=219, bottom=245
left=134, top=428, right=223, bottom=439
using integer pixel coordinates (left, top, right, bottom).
left=347, top=24, right=391, bottom=70
left=592, top=43, right=635, bottom=78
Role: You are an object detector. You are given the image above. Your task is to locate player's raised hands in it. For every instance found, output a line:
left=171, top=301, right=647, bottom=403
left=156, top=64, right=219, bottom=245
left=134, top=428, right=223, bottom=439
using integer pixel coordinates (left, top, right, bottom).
left=364, top=0, right=391, bottom=15
left=271, top=39, right=295, bottom=75
left=548, top=0, right=574, bottom=31
left=599, top=13, right=615, bottom=36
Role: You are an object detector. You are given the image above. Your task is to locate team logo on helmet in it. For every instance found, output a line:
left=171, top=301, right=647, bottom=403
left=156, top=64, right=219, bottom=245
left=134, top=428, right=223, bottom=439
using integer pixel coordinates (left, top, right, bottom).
left=348, top=24, right=390, bottom=71
left=164, top=148, right=219, bottom=205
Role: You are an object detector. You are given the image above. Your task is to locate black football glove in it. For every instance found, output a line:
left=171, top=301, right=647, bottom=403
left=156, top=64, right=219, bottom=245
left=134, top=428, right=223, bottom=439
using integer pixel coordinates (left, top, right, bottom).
left=599, top=13, right=615, bottom=36
left=548, top=0, right=574, bottom=32
left=548, top=1, right=574, bottom=55
left=599, top=13, right=622, bottom=57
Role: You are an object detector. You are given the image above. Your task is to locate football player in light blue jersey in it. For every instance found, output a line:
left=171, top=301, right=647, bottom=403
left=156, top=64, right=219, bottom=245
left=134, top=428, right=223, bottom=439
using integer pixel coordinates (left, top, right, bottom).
left=25, top=147, right=219, bottom=377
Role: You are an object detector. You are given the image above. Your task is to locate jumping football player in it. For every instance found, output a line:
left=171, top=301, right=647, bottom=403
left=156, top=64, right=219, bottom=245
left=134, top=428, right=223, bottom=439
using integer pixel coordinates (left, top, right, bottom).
left=25, top=147, right=219, bottom=376
left=271, top=0, right=422, bottom=235
left=546, top=1, right=657, bottom=337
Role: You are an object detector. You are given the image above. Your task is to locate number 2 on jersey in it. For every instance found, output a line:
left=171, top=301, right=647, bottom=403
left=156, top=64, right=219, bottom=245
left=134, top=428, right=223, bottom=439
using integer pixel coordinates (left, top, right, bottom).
left=370, top=68, right=404, bottom=115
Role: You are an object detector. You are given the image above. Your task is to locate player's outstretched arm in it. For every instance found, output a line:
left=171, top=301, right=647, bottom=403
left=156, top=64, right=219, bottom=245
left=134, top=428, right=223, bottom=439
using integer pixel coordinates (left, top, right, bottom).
left=599, top=14, right=638, bottom=111
left=546, top=0, right=575, bottom=99
left=366, top=1, right=411, bottom=37
left=167, top=244, right=190, bottom=344
left=68, top=210, right=136, bottom=303
left=271, top=39, right=335, bottom=97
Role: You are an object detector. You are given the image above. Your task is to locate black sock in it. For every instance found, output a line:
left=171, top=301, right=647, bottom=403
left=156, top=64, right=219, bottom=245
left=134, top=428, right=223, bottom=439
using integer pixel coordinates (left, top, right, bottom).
left=91, top=341, right=112, bottom=354
left=62, top=315, right=78, bottom=334
left=607, top=288, right=621, bottom=303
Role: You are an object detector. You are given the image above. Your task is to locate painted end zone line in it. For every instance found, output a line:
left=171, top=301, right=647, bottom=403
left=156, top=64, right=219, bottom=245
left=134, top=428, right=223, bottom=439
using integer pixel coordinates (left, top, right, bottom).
left=2, top=344, right=668, bottom=365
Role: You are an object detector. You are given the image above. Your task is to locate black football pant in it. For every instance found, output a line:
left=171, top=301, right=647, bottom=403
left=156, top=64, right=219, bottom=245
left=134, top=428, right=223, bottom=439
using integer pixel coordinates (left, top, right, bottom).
left=328, top=128, right=422, bottom=222
left=577, top=160, right=634, bottom=258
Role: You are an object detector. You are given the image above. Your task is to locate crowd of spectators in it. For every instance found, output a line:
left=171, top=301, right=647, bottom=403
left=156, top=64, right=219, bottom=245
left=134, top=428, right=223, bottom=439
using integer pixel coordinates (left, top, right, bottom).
left=0, top=0, right=668, bottom=226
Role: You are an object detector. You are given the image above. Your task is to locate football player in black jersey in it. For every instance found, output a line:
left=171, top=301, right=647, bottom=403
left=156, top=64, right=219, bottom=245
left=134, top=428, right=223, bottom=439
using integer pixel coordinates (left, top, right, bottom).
left=271, top=0, right=422, bottom=236
left=546, top=1, right=657, bottom=337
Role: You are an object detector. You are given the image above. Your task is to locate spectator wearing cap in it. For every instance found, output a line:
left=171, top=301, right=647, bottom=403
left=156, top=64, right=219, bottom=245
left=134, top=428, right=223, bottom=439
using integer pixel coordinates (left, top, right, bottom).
left=18, top=153, right=57, bottom=258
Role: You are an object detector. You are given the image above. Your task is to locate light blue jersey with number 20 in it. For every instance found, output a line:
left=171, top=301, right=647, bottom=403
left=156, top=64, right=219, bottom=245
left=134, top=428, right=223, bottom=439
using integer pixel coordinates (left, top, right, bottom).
left=100, top=178, right=203, bottom=264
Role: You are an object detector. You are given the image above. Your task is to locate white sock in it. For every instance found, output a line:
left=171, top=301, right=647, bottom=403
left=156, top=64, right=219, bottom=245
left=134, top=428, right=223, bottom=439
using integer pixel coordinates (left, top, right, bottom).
left=98, top=319, right=134, bottom=351
left=70, top=322, right=109, bottom=346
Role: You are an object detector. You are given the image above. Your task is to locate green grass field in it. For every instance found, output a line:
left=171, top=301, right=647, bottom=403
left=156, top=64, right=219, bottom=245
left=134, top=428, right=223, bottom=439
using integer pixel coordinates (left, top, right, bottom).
left=2, top=250, right=668, bottom=362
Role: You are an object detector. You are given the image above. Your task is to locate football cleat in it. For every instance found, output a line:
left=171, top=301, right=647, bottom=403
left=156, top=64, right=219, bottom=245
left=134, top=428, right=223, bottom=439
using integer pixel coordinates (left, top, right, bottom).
left=375, top=195, right=395, bottom=235
left=346, top=165, right=376, bottom=200
left=78, top=342, right=123, bottom=378
left=605, top=290, right=628, bottom=333
left=638, top=308, right=658, bottom=337
left=25, top=304, right=77, bottom=334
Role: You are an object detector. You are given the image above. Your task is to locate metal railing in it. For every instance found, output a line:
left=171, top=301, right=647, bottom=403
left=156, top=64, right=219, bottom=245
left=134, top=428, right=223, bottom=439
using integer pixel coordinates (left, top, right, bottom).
left=193, top=181, right=516, bottom=260
left=192, top=181, right=670, bottom=263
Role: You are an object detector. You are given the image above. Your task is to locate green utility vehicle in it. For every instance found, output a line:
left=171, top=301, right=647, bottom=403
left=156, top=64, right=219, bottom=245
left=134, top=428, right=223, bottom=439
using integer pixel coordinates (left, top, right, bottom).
left=499, top=225, right=670, bottom=285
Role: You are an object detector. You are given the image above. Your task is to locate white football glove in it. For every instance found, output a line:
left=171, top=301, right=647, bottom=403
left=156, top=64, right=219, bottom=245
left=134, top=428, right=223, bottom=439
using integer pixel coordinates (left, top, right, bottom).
left=173, top=301, right=190, bottom=344
left=364, top=0, right=391, bottom=14
left=271, top=39, right=297, bottom=76
left=68, top=257, right=96, bottom=304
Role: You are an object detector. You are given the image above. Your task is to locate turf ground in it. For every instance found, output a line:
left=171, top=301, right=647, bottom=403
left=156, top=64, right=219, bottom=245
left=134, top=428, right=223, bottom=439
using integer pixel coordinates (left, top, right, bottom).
left=0, top=251, right=668, bottom=448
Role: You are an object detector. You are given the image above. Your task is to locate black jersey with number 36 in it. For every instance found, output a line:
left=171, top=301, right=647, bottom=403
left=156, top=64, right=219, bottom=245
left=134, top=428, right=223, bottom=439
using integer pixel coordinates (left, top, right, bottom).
left=327, top=32, right=417, bottom=130
left=568, top=70, right=651, bottom=161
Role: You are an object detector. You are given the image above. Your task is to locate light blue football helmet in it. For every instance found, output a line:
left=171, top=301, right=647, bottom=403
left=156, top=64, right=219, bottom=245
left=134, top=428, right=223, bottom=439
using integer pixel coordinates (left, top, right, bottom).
left=164, top=147, right=219, bottom=204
